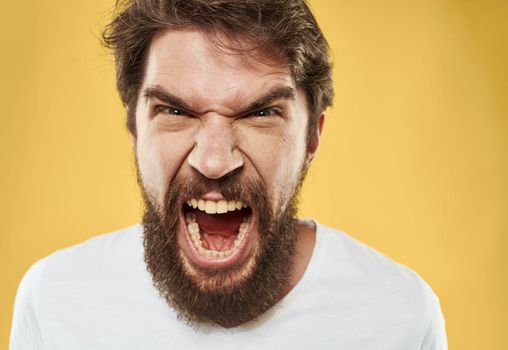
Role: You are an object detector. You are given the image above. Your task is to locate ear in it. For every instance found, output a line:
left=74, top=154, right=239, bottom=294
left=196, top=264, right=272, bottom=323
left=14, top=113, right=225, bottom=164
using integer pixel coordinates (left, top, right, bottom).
left=305, top=112, right=325, bottom=167
left=130, top=133, right=136, bottom=148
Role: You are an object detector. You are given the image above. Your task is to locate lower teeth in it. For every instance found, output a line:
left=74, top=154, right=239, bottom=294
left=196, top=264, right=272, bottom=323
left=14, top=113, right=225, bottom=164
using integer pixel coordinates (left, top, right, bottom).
left=185, top=213, right=249, bottom=258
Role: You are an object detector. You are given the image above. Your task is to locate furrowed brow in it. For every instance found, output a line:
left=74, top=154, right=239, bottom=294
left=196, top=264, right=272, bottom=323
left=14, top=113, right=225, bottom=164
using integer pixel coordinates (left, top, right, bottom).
left=142, top=85, right=296, bottom=116
left=143, top=86, right=192, bottom=112
left=241, top=86, right=296, bottom=115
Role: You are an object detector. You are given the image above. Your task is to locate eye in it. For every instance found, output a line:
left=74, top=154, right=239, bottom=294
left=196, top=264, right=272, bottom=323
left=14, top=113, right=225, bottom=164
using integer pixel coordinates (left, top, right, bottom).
left=251, top=108, right=281, bottom=118
left=154, top=105, right=190, bottom=117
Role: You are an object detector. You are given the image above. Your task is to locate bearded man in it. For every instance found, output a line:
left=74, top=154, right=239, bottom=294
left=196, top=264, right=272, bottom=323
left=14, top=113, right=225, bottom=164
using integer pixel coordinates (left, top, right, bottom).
left=10, top=0, right=447, bottom=349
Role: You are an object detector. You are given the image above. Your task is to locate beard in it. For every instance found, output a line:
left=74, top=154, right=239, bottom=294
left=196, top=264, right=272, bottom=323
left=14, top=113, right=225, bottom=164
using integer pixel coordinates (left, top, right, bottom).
left=140, top=169, right=305, bottom=328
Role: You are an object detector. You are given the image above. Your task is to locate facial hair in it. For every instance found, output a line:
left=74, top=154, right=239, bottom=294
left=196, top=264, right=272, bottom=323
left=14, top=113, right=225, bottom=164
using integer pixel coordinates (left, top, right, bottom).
left=141, top=171, right=304, bottom=328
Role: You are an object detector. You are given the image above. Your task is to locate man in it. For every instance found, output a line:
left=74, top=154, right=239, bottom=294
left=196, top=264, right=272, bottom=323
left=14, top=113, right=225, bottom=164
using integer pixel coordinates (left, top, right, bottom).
left=10, top=0, right=447, bottom=349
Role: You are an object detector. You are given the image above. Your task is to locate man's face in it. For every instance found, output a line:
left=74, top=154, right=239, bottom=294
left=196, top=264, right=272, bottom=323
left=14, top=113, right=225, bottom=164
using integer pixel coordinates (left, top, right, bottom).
left=134, top=29, right=314, bottom=326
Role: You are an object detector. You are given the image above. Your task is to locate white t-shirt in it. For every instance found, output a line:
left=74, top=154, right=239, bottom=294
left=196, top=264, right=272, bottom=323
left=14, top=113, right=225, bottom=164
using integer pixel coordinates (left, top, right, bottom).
left=10, top=222, right=447, bottom=349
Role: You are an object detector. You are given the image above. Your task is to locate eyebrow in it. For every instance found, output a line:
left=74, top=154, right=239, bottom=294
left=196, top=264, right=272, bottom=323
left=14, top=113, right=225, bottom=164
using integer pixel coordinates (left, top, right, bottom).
left=240, top=85, right=296, bottom=115
left=142, top=85, right=296, bottom=116
left=143, top=86, right=192, bottom=112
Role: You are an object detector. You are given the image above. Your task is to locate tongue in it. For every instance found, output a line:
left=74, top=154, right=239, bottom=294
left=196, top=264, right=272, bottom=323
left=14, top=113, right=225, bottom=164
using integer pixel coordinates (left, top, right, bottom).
left=195, top=210, right=243, bottom=236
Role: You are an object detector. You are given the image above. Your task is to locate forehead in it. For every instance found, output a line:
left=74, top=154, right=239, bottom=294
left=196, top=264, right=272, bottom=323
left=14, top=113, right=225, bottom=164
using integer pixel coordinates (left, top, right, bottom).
left=143, top=29, right=295, bottom=114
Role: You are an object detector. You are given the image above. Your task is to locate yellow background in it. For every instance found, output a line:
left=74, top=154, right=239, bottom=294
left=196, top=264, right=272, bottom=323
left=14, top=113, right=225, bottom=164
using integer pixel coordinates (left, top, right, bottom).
left=1, top=0, right=507, bottom=348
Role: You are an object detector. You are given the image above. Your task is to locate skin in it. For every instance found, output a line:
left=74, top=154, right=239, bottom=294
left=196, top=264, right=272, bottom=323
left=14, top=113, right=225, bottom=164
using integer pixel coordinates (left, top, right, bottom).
left=133, top=29, right=324, bottom=298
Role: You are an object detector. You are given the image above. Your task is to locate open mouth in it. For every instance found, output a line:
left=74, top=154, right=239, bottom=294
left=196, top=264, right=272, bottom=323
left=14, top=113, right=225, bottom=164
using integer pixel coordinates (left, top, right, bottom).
left=182, top=198, right=254, bottom=264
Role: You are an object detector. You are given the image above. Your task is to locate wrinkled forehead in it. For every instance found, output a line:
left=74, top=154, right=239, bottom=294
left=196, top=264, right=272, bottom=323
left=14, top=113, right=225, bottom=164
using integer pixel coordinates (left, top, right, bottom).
left=142, top=28, right=296, bottom=113
left=152, top=27, right=289, bottom=70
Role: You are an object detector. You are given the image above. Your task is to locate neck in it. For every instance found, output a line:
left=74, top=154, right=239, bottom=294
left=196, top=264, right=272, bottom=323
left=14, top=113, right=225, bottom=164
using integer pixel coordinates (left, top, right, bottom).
left=278, top=219, right=317, bottom=299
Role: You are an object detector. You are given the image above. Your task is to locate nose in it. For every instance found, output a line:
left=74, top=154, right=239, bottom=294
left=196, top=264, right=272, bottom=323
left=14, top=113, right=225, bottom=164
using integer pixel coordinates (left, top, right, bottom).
left=187, top=116, right=243, bottom=179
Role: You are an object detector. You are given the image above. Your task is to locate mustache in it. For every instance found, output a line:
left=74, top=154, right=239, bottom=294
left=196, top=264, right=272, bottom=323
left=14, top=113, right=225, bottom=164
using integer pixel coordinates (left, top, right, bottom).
left=156, top=170, right=274, bottom=231
left=163, top=171, right=267, bottom=210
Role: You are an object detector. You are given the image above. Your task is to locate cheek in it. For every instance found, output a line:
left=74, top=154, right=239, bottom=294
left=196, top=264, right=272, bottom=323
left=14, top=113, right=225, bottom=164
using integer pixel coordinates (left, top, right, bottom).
left=241, top=128, right=306, bottom=206
left=272, top=134, right=306, bottom=191
left=136, top=134, right=191, bottom=206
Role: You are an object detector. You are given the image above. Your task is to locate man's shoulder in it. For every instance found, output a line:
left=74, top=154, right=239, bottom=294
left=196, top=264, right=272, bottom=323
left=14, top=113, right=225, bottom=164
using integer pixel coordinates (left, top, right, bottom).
left=317, top=222, right=430, bottom=285
left=18, top=224, right=144, bottom=296
left=280, top=221, right=447, bottom=348
left=314, top=221, right=439, bottom=315
left=11, top=224, right=163, bottom=349
left=45, top=224, right=142, bottom=263
left=309, top=222, right=446, bottom=348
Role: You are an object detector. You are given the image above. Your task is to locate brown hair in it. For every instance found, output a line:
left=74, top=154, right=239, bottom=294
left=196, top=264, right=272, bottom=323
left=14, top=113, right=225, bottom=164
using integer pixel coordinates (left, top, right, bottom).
left=102, top=0, right=333, bottom=148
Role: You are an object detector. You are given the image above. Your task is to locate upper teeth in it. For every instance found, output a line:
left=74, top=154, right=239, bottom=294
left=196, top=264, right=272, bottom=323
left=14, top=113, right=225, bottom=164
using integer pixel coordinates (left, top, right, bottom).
left=186, top=198, right=247, bottom=214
